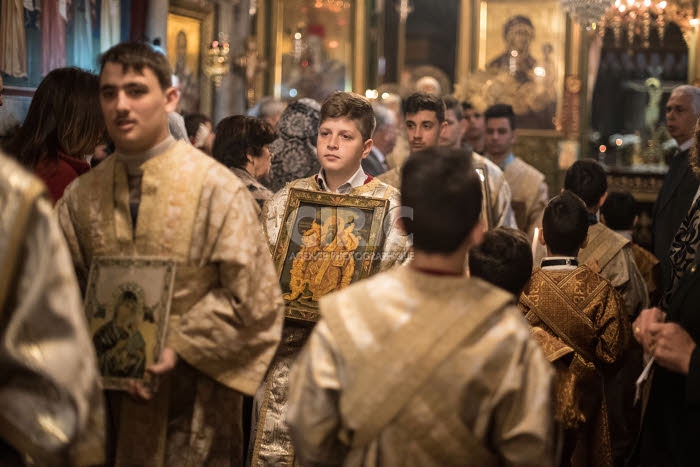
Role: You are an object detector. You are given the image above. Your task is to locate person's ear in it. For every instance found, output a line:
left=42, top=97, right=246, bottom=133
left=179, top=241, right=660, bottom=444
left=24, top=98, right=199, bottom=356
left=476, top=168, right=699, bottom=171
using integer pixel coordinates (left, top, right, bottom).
left=164, top=86, right=179, bottom=113
left=598, top=191, right=609, bottom=210
left=538, top=228, right=547, bottom=246
left=362, top=138, right=373, bottom=160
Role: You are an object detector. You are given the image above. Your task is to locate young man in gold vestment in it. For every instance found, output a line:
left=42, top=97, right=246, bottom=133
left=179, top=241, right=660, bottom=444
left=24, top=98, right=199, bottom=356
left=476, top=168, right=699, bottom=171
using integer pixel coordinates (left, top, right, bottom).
left=252, top=92, right=410, bottom=466
left=564, top=160, right=648, bottom=464
left=55, top=42, right=285, bottom=466
left=0, top=152, right=104, bottom=466
left=287, top=148, right=556, bottom=466
left=519, top=191, right=629, bottom=467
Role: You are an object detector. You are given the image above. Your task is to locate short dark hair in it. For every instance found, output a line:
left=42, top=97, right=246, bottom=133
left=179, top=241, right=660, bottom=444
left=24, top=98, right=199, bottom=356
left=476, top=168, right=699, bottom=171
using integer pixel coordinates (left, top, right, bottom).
left=461, top=101, right=474, bottom=111
left=542, top=191, right=589, bottom=257
left=100, top=41, right=173, bottom=90
left=484, top=103, right=516, bottom=131
left=564, top=159, right=607, bottom=209
left=442, top=96, right=463, bottom=121
left=401, top=147, right=482, bottom=253
left=601, top=191, right=637, bottom=231
left=212, top=115, right=277, bottom=170
left=184, top=114, right=211, bottom=139
left=402, top=92, right=445, bottom=123
left=320, top=91, right=375, bottom=141
left=469, top=227, right=533, bottom=295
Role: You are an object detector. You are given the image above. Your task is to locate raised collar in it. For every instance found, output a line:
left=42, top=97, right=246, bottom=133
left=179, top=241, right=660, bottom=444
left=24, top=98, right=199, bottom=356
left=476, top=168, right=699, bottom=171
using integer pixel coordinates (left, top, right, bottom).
left=316, top=165, right=369, bottom=194
left=115, top=135, right=176, bottom=176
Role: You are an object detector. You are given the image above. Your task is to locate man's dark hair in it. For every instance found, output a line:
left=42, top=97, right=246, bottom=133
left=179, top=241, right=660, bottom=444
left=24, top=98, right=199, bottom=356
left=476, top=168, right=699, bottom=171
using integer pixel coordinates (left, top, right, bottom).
left=542, top=190, right=589, bottom=257
left=564, top=159, right=607, bottom=209
left=184, top=113, right=211, bottom=139
left=320, top=91, right=375, bottom=141
left=100, top=41, right=173, bottom=90
left=402, top=92, right=445, bottom=123
left=461, top=101, right=474, bottom=111
left=469, top=227, right=533, bottom=295
left=601, top=191, right=637, bottom=231
left=212, top=115, right=277, bottom=170
left=442, top=96, right=463, bottom=121
left=401, top=147, right=482, bottom=253
left=484, top=103, right=516, bottom=131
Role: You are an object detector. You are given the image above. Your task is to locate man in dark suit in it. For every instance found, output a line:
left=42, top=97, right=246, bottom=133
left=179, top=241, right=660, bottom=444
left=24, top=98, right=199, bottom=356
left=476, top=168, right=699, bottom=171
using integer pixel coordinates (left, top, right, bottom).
left=652, top=85, right=700, bottom=293
left=361, top=103, right=396, bottom=176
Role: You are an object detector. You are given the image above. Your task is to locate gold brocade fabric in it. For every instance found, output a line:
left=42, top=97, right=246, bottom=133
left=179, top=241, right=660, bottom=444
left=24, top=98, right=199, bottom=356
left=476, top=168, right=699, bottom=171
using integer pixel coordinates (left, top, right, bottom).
left=0, top=154, right=104, bottom=466
left=250, top=176, right=410, bottom=467
left=503, top=157, right=548, bottom=239
left=56, top=142, right=285, bottom=466
left=578, top=223, right=649, bottom=318
left=630, top=243, right=660, bottom=302
left=519, top=266, right=629, bottom=467
left=287, top=268, right=556, bottom=467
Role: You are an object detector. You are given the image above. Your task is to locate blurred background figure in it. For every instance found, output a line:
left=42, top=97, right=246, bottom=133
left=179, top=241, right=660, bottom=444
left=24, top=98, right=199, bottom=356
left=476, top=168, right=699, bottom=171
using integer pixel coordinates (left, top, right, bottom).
left=265, top=98, right=321, bottom=193
left=258, top=96, right=286, bottom=128
left=184, top=113, right=214, bottom=155
left=362, top=103, right=396, bottom=176
left=213, top=115, right=276, bottom=209
left=4, top=67, right=105, bottom=204
left=415, top=75, right=442, bottom=96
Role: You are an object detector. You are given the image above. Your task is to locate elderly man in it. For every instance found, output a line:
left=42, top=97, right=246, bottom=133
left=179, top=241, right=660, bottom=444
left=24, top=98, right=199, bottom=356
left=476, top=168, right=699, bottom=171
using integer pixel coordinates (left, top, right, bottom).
left=652, top=85, right=700, bottom=292
left=361, top=103, right=397, bottom=176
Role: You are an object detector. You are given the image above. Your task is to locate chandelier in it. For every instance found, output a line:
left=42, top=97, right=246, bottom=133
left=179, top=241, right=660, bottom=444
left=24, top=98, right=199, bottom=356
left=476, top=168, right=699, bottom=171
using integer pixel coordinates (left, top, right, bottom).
left=203, top=33, right=231, bottom=87
left=313, top=0, right=351, bottom=13
left=598, top=0, right=698, bottom=47
left=560, top=0, right=614, bottom=27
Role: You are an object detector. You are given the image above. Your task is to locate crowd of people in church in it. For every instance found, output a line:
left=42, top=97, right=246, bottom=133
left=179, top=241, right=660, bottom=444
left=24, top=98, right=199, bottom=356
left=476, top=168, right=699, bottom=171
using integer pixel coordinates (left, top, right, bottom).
left=1, top=39, right=699, bottom=467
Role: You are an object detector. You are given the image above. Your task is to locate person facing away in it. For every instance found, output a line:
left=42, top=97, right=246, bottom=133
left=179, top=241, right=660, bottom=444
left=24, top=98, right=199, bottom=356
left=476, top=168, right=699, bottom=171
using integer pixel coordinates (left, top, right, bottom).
left=442, top=95, right=517, bottom=229
left=564, top=160, right=649, bottom=318
left=287, top=147, right=556, bottom=467
left=252, top=91, right=411, bottom=467
left=468, top=227, right=533, bottom=296
left=55, top=41, right=284, bottom=466
left=0, top=152, right=104, bottom=466
left=4, top=67, right=106, bottom=204
left=519, top=190, right=628, bottom=467
left=601, top=191, right=661, bottom=304
left=484, top=103, right=548, bottom=239
left=265, top=97, right=322, bottom=193
left=212, top=115, right=276, bottom=210
left=652, top=85, right=700, bottom=293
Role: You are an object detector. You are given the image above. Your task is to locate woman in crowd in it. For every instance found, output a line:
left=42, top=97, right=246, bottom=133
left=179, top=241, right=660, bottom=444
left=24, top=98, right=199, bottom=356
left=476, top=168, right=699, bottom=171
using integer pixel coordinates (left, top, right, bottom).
left=4, top=67, right=105, bottom=203
left=212, top=115, right=276, bottom=208
left=265, top=97, right=321, bottom=192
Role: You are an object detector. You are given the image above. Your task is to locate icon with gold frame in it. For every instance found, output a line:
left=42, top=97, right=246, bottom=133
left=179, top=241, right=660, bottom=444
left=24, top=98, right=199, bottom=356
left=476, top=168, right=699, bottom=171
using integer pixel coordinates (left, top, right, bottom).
left=272, top=188, right=391, bottom=323
left=83, top=257, right=175, bottom=391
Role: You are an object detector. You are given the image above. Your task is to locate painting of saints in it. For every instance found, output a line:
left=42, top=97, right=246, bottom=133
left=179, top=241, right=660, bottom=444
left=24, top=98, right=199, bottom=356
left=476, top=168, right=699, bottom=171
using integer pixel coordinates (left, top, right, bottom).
left=93, top=287, right=147, bottom=379
left=284, top=214, right=360, bottom=302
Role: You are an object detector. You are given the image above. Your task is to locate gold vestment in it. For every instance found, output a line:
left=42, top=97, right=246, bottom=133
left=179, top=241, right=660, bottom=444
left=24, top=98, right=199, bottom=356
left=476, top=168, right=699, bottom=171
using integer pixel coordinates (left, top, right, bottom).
left=0, top=154, right=104, bottom=466
left=502, top=156, right=548, bottom=239
left=249, top=176, right=410, bottom=466
left=288, top=268, right=556, bottom=466
left=56, top=141, right=285, bottom=466
left=519, top=266, right=629, bottom=467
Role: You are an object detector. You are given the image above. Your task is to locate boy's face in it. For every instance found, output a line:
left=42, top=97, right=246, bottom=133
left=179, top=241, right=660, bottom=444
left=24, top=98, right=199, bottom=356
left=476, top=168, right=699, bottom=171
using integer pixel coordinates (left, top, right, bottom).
left=317, top=117, right=371, bottom=176
left=99, top=62, right=178, bottom=154
left=485, top=117, right=515, bottom=158
left=405, top=110, right=445, bottom=153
